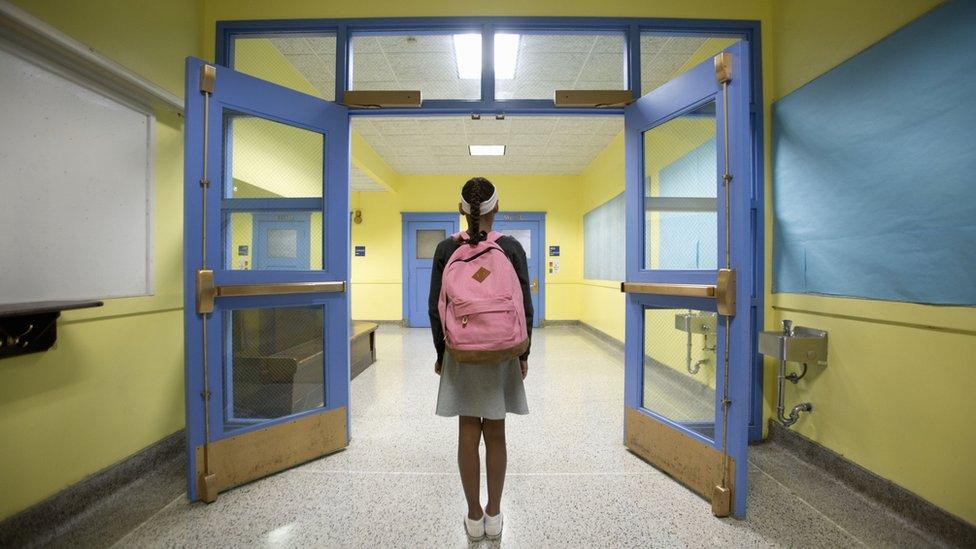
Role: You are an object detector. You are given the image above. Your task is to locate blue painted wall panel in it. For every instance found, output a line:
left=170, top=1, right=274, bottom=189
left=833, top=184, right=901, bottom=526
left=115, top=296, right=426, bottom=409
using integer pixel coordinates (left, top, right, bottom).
left=772, top=0, right=976, bottom=305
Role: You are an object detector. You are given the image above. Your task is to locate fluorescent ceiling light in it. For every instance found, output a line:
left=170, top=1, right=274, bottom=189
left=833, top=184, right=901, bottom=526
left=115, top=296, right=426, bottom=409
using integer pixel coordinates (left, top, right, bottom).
left=494, top=34, right=519, bottom=80
left=453, top=33, right=519, bottom=80
left=469, top=145, right=505, bottom=156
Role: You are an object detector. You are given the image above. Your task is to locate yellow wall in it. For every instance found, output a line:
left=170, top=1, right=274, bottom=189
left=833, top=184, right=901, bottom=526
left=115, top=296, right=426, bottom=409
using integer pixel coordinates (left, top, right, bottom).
left=351, top=174, right=582, bottom=321
left=4, top=0, right=969, bottom=529
left=0, top=0, right=200, bottom=520
left=769, top=0, right=975, bottom=525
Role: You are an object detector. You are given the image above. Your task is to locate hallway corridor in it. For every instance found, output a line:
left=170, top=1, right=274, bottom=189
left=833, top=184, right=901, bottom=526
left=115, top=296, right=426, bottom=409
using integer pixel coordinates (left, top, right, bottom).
left=113, top=327, right=937, bottom=547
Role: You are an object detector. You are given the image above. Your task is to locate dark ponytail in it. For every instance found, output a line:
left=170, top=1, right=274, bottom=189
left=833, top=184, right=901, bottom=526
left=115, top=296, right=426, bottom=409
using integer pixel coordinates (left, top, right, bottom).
left=461, top=177, right=494, bottom=246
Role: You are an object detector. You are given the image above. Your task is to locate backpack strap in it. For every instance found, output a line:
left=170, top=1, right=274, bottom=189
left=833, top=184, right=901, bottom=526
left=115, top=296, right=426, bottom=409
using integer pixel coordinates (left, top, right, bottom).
left=485, top=230, right=504, bottom=243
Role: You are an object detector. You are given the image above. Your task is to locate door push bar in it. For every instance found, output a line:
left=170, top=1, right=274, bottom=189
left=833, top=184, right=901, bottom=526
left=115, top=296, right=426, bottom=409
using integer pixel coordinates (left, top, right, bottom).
left=195, top=270, right=346, bottom=314
left=620, top=268, right=736, bottom=316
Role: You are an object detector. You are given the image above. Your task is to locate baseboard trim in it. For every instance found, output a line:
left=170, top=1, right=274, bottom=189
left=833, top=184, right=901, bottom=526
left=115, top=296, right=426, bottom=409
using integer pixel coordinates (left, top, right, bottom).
left=767, top=420, right=975, bottom=546
left=0, top=430, right=185, bottom=548
left=576, top=321, right=625, bottom=354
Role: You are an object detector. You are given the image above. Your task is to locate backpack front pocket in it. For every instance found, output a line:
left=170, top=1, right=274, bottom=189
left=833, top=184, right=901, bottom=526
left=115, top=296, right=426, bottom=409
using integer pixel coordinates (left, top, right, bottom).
left=448, top=297, right=519, bottom=346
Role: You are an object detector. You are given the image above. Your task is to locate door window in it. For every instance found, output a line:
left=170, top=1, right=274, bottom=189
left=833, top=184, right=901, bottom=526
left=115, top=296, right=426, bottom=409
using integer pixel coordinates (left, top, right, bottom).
left=498, top=228, right=532, bottom=258
left=642, top=101, right=717, bottom=271
left=415, top=229, right=446, bottom=259
left=642, top=307, right=717, bottom=440
left=223, top=306, right=325, bottom=432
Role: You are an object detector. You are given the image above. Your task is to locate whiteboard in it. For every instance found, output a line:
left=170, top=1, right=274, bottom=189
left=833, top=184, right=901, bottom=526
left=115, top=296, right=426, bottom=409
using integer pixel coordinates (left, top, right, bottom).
left=0, top=41, right=153, bottom=304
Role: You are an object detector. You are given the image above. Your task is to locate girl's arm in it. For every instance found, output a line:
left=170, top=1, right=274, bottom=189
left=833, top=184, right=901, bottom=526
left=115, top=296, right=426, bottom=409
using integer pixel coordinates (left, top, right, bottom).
left=428, top=239, right=451, bottom=364
left=501, top=238, right=534, bottom=360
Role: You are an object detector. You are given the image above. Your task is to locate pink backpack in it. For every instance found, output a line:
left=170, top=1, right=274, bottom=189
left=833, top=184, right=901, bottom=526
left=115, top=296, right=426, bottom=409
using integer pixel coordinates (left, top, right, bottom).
left=438, top=231, right=529, bottom=363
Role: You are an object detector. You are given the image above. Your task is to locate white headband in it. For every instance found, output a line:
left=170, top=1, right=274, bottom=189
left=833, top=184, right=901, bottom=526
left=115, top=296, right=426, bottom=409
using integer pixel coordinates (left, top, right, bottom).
left=460, top=188, right=498, bottom=215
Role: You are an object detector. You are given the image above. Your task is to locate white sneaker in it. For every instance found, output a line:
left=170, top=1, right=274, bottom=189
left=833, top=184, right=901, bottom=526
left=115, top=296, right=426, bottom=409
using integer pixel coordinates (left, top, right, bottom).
left=464, top=513, right=485, bottom=541
left=484, top=508, right=503, bottom=540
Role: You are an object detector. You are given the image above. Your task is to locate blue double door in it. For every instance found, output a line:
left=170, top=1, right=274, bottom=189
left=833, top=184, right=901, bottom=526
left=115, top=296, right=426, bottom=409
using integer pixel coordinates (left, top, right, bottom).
left=622, top=41, right=758, bottom=518
left=183, top=58, right=350, bottom=502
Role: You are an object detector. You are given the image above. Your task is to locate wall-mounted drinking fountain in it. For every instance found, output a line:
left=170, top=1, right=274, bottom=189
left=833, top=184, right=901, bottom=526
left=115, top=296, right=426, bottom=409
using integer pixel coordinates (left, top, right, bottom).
left=759, top=320, right=828, bottom=427
left=674, top=311, right=717, bottom=375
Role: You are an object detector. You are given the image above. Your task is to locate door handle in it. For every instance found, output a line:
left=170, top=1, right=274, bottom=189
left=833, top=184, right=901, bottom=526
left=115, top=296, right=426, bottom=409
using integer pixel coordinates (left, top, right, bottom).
left=530, top=278, right=539, bottom=294
left=196, top=270, right=345, bottom=314
left=620, top=269, right=736, bottom=316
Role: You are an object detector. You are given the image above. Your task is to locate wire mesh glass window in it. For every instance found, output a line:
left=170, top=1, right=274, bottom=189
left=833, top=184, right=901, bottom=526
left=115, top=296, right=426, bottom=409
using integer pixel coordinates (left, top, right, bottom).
left=223, top=306, right=325, bottom=431
left=350, top=33, right=481, bottom=100
left=583, top=193, right=625, bottom=280
left=232, top=34, right=337, bottom=100
left=495, top=32, right=627, bottom=100
left=224, top=113, right=325, bottom=199
left=415, top=229, right=445, bottom=259
left=640, top=33, right=740, bottom=96
left=642, top=307, right=717, bottom=440
left=643, top=101, right=717, bottom=271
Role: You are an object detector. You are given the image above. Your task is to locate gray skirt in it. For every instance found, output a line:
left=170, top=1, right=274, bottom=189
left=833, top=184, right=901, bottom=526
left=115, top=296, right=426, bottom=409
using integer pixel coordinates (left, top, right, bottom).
left=435, top=352, right=529, bottom=420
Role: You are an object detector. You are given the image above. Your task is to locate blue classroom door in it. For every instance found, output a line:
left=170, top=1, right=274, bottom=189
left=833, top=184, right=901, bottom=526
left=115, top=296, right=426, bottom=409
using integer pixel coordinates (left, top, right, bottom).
left=183, top=58, right=350, bottom=503
left=622, top=42, right=756, bottom=518
left=403, top=214, right=459, bottom=327
left=494, top=213, right=544, bottom=328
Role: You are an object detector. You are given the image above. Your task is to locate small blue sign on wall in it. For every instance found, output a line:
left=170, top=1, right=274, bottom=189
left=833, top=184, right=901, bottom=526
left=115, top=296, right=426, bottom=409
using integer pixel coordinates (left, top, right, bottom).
left=238, top=245, right=249, bottom=256
left=549, top=245, right=560, bottom=257
left=354, top=245, right=366, bottom=257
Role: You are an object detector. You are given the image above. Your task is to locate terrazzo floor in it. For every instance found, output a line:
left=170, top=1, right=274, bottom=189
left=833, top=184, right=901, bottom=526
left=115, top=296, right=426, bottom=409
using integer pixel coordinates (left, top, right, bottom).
left=112, top=326, right=941, bottom=548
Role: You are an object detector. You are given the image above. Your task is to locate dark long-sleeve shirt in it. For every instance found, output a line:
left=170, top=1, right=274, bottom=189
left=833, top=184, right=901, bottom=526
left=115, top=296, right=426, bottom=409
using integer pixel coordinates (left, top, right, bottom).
left=428, top=235, right=534, bottom=364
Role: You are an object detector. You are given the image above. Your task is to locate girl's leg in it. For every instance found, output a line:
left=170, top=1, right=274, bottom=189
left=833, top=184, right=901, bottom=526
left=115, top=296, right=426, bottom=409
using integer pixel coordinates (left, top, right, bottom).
left=458, top=416, right=484, bottom=520
left=482, top=418, right=507, bottom=516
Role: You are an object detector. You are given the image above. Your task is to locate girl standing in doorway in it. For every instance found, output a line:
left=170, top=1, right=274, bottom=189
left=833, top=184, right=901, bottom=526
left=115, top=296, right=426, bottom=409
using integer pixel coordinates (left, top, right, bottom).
left=428, top=177, right=533, bottom=541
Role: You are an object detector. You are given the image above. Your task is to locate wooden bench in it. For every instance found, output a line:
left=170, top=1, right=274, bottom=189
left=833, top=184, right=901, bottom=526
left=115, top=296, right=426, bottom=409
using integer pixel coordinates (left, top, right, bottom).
left=351, top=321, right=378, bottom=380
left=232, top=321, right=379, bottom=419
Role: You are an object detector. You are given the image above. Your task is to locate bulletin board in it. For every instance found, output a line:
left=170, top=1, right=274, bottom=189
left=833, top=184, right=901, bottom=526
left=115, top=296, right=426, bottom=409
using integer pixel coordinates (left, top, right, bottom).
left=772, top=0, right=976, bottom=305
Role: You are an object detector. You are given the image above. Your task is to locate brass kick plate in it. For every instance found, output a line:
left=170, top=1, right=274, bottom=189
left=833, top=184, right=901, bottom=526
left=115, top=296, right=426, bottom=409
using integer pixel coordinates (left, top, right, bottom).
left=343, top=90, right=421, bottom=108
left=554, top=90, right=634, bottom=108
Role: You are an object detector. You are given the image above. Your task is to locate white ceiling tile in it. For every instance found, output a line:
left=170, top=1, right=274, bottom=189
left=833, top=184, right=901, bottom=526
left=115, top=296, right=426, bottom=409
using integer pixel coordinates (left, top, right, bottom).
left=351, top=36, right=383, bottom=53
left=368, top=118, right=421, bottom=135
left=350, top=53, right=396, bottom=81
left=579, top=53, right=628, bottom=82
left=306, top=36, right=337, bottom=55
left=377, top=34, right=454, bottom=53
left=519, top=34, right=596, bottom=53
left=269, top=36, right=313, bottom=55
left=593, top=35, right=626, bottom=53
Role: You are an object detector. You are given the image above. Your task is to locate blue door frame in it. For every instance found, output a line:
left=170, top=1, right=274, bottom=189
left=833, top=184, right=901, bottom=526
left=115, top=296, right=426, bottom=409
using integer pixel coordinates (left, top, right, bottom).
left=183, top=57, right=350, bottom=502
left=493, top=212, right=545, bottom=328
left=214, top=16, right=764, bottom=441
left=402, top=213, right=460, bottom=327
left=624, top=42, right=755, bottom=517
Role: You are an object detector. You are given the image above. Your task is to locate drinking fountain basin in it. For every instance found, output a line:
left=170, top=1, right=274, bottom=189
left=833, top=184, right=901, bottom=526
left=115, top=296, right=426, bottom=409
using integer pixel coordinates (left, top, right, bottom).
left=759, top=326, right=828, bottom=365
left=674, top=312, right=716, bottom=334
